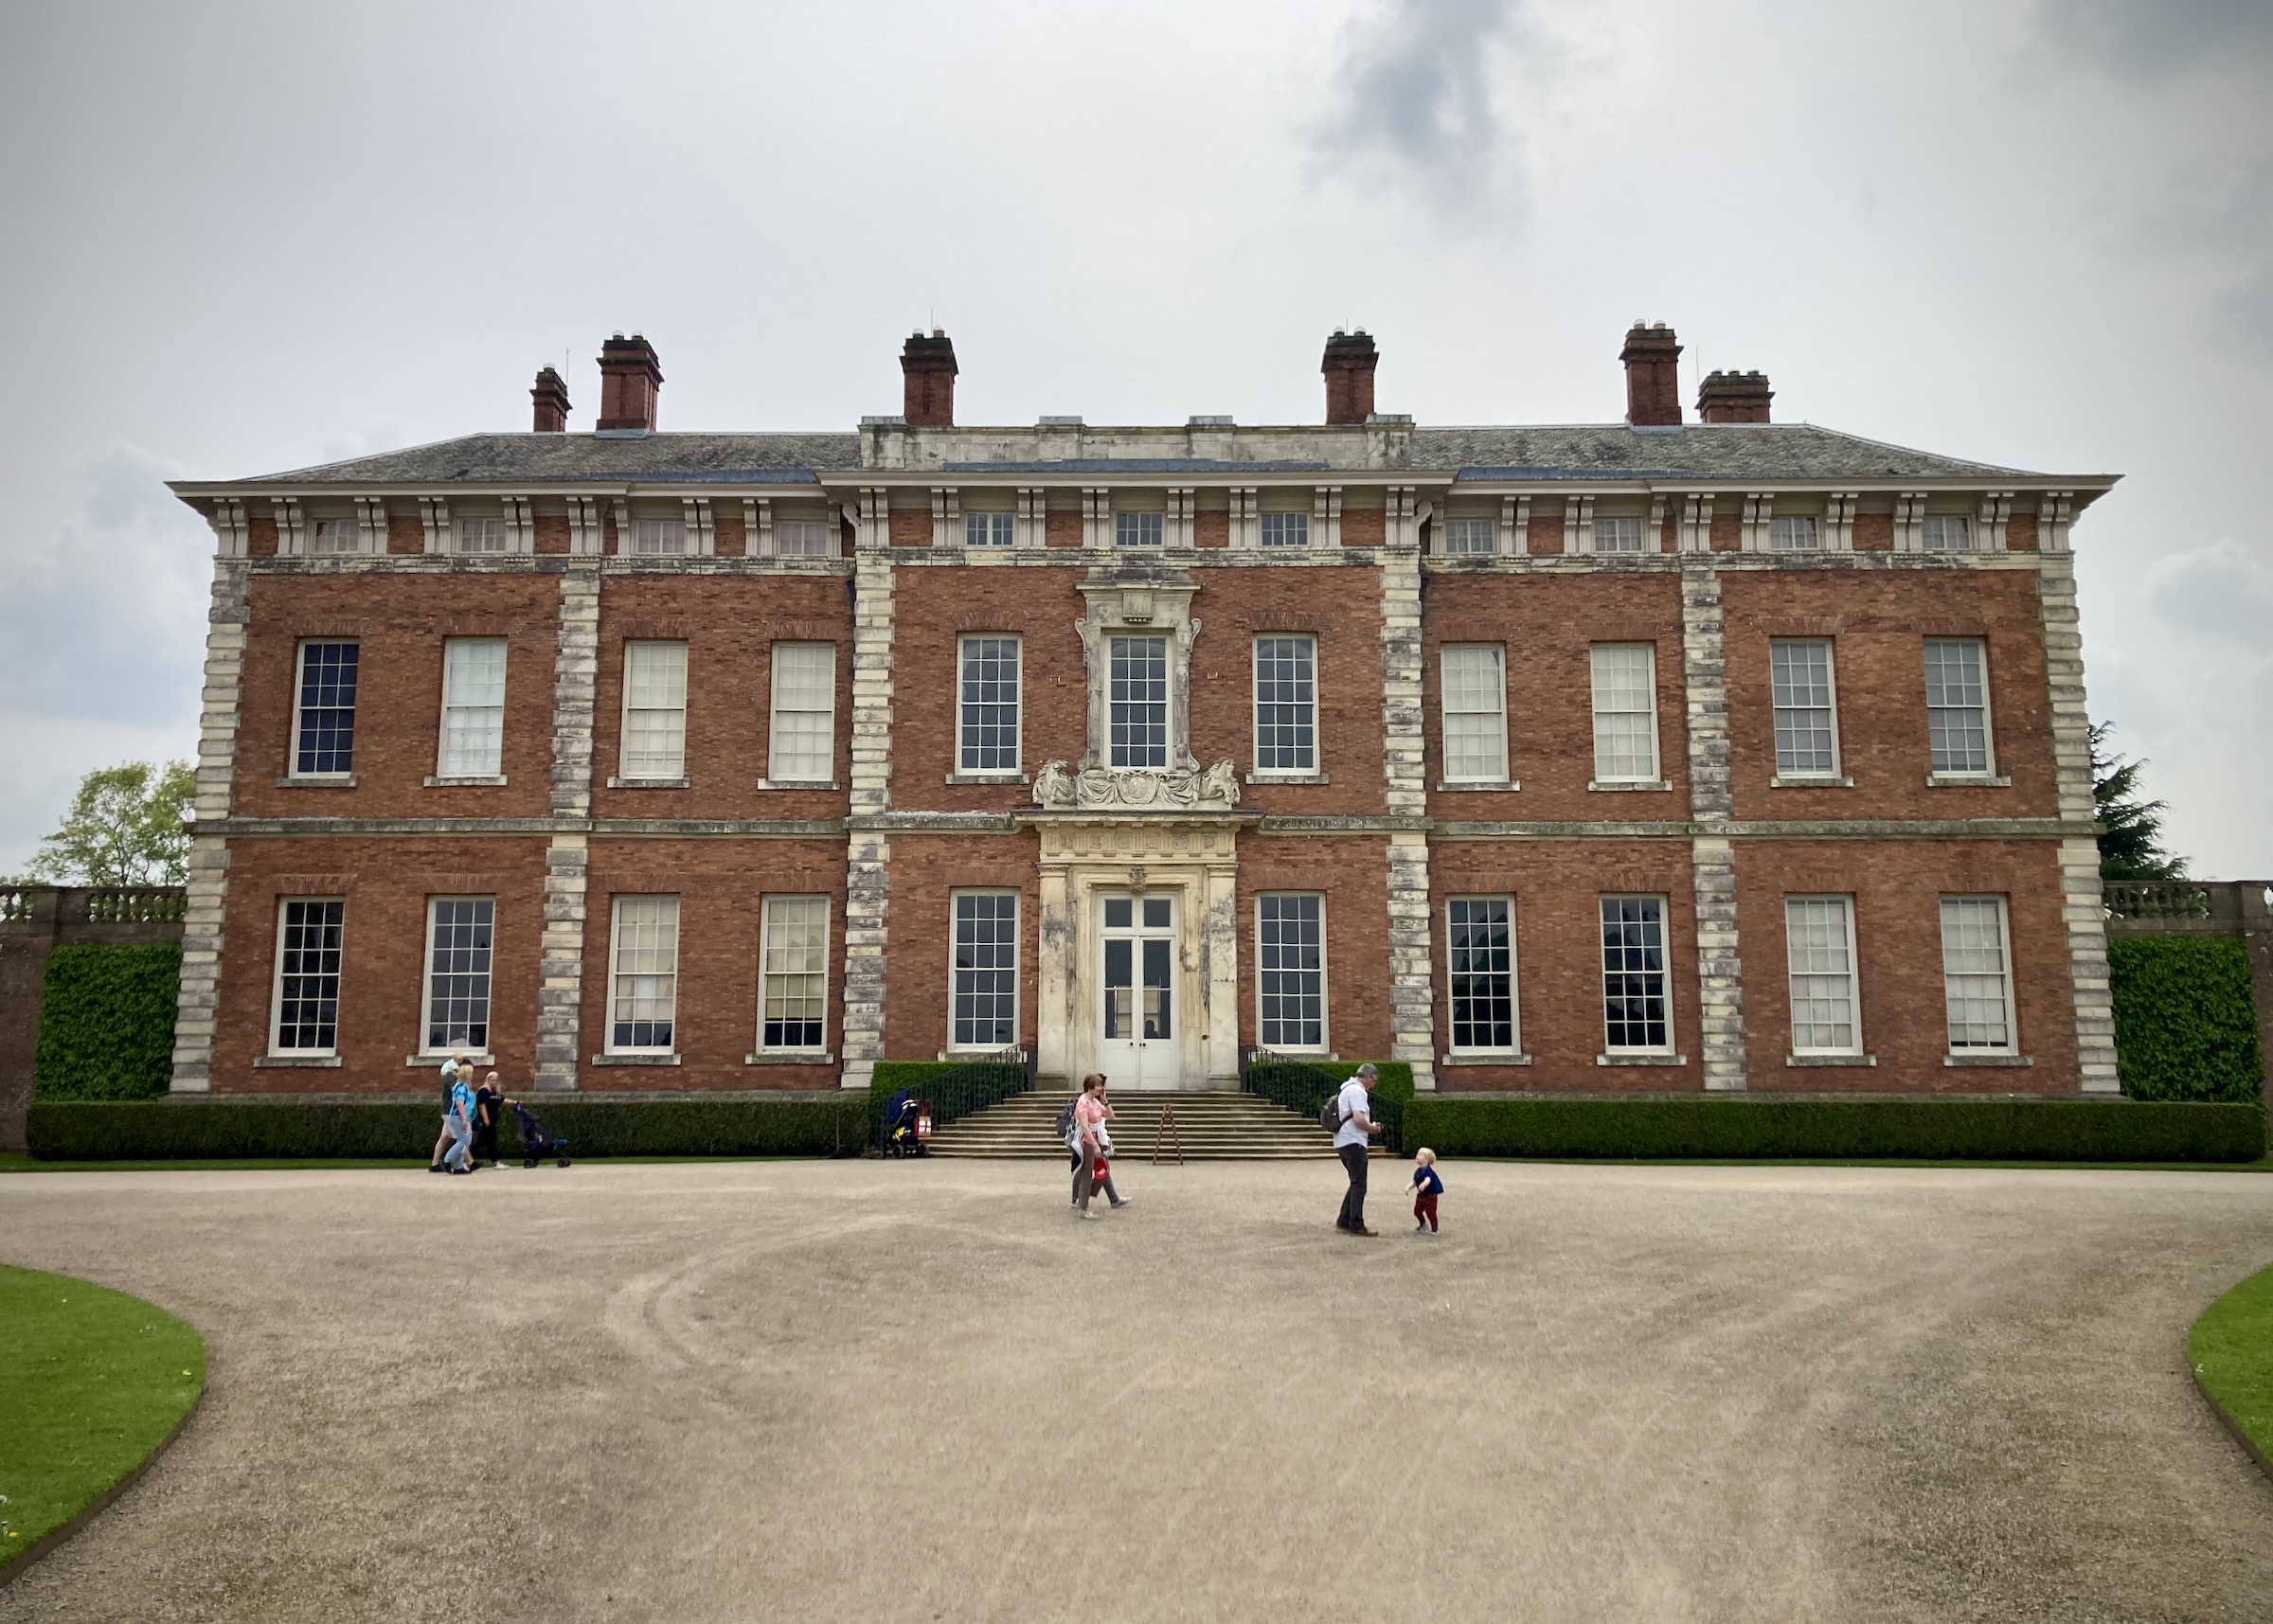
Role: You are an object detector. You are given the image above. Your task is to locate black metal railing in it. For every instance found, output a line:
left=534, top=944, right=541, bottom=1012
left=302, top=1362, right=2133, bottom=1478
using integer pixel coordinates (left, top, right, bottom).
left=1241, top=1048, right=1404, bottom=1155
left=876, top=1047, right=1032, bottom=1150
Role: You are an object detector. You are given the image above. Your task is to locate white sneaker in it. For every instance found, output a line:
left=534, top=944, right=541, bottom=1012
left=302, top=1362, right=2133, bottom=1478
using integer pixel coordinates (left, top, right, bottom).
left=1079, top=1208, right=1096, bottom=1220
left=1110, top=1197, right=1132, bottom=1208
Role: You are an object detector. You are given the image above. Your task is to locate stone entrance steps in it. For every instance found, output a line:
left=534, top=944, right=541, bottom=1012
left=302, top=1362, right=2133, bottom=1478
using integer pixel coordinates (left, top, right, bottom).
left=924, top=1091, right=1338, bottom=1160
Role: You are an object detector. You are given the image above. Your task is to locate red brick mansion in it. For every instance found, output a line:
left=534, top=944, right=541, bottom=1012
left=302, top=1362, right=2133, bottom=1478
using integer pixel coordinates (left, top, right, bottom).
left=165, top=325, right=2117, bottom=1098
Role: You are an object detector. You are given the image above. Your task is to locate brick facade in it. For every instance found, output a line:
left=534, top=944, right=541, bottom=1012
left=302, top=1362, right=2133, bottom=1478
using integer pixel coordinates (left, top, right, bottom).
left=165, top=329, right=2120, bottom=1098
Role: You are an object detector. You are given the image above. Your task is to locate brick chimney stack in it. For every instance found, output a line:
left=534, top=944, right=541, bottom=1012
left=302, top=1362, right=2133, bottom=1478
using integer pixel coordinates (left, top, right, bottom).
left=596, top=333, right=663, bottom=433
left=1620, top=322, right=1683, bottom=427
left=901, top=330, right=958, bottom=427
left=1321, top=330, right=1379, bottom=425
left=1696, top=369, right=1773, bottom=424
left=530, top=366, right=572, bottom=433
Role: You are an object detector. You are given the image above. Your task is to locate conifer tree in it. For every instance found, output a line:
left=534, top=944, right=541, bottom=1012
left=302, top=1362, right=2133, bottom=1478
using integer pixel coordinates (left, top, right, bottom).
left=2090, top=723, right=2187, bottom=881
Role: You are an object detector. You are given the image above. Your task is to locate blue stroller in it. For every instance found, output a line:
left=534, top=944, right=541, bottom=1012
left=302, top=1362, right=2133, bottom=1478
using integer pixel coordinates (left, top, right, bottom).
left=512, top=1101, right=571, bottom=1169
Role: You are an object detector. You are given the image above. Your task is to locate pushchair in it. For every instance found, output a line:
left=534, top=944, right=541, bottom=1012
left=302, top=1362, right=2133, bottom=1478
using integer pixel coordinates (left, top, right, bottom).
left=511, top=1101, right=571, bottom=1169
left=886, top=1093, right=932, bottom=1158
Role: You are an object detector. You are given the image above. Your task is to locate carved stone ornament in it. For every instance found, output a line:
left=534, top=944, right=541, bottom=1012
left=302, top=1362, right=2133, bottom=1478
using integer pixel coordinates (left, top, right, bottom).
left=1032, top=758, right=1242, bottom=812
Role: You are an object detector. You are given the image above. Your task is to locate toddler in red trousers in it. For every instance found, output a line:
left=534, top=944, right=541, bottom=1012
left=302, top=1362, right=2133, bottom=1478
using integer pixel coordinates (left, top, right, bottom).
left=1410, top=1148, right=1443, bottom=1236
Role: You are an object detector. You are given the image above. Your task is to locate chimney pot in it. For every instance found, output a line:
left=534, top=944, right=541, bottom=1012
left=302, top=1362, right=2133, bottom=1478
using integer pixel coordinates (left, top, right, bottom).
left=1620, top=322, right=1683, bottom=427
left=1696, top=368, right=1774, bottom=424
left=901, top=330, right=958, bottom=428
left=1321, top=330, right=1379, bottom=425
left=530, top=366, right=572, bottom=433
left=595, top=333, right=663, bottom=433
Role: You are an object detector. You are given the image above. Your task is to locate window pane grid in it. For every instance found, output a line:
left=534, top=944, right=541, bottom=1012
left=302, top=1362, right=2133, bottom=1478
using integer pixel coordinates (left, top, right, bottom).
left=1769, top=515, right=1820, bottom=551
left=1441, top=645, right=1507, bottom=780
left=1258, top=894, right=1324, bottom=1049
left=1115, top=511, right=1163, bottom=547
left=776, top=521, right=833, bottom=558
left=761, top=897, right=829, bottom=1050
left=632, top=518, right=687, bottom=555
left=1254, top=636, right=1316, bottom=771
left=1442, top=518, right=1495, bottom=556
left=295, top=642, right=360, bottom=775
left=1601, top=896, right=1670, bottom=1051
left=310, top=518, right=362, bottom=555
left=770, top=644, right=835, bottom=780
left=1592, top=516, right=1644, bottom=554
left=953, top=892, right=1018, bottom=1047
left=440, top=637, right=506, bottom=776
left=1447, top=897, right=1515, bottom=1051
left=1941, top=897, right=2013, bottom=1049
left=1109, top=635, right=1169, bottom=767
left=963, top=511, right=1015, bottom=547
left=1921, top=515, right=1974, bottom=552
left=424, top=898, right=493, bottom=1051
left=1784, top=897, right=1857, bottom=1053
left=958, top=636, right=1021, bottom=771
left=610, top=897, right=678, bottom=1051
left=622, top=641, right=688, bottom=778
left=1590, top=644, right=1658, bottom=780
left=1924, top=639, right=1991, bottom=773
left=1770, top=639, right=1836, bottom=776
left=456, top=516, right=509, bottom=553
left=1260, top=511, right=1310, bottom=549
left=275, top=899, right=344, bottom=1052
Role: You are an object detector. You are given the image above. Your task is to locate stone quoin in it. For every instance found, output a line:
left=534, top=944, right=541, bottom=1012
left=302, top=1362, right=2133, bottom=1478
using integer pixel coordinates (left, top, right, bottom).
left=162, top=324, right=2119, bottom=1098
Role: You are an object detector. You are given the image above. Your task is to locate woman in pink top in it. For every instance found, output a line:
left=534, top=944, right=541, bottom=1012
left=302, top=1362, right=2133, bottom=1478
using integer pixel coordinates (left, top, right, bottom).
left=1072, top=1074, right=1111, bottom=1219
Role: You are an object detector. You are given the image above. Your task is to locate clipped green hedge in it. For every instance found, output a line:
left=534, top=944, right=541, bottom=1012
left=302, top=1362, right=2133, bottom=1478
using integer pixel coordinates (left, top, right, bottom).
left=868, top=1061, right=979, bottom=1144
left=27, top=1095, right=866, bottom=1162
left=2109, top=936, right=2264, bottom=1102
left=32, top=943, right=182, bottom=1101
left=1404, top=1096, right=2265, bottom=1164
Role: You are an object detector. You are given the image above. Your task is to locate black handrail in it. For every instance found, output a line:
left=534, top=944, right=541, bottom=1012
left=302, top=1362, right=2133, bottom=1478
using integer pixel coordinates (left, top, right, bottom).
left=1241, top=1048, right=1404, bottom=1155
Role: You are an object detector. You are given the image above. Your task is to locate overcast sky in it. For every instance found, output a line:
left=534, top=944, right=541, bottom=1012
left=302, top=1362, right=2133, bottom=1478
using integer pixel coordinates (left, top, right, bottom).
left=2, top=0, right=2268, bottom=876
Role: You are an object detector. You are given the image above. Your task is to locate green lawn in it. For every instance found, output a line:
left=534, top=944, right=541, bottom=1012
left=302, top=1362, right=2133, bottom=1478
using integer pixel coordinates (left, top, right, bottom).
left=2192, top=1262, right=2273, bottom=1467
left=0, top=1264, right=205, bottom=1567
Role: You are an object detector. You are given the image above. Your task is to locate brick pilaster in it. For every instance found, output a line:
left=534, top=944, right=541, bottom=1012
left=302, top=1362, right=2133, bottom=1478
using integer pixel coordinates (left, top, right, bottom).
left=2039, top=555, right=2119, bottom=1093
left=841, top=545, right=897, bottom=1089
left=170, top=559, right=250, bottom=1093
left=1379, top=544, right=1436, bottom=1088
left=1682, top=563, right=1746, bottom=1091
left=536, top=563, right=600, bottom=1092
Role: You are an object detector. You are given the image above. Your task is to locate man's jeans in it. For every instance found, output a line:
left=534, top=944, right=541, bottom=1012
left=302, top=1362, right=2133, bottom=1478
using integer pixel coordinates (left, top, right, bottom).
left=1336, top=1142, right=1369, bottom=1228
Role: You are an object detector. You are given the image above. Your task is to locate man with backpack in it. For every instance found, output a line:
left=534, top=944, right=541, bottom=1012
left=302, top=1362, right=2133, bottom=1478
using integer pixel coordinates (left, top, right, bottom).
left=1331, top=1063, right=1385, bottom=1236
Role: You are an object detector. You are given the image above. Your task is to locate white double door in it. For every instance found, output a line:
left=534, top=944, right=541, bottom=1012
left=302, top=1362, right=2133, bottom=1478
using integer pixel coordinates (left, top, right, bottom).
left=1097, top=892, right=1179, bottom=1089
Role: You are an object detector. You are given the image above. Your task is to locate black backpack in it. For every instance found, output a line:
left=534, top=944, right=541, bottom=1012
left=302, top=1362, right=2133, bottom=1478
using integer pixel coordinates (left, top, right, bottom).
left=1054, top=1097, right=1080, bottom=1140
left=1318, top=1093, right=1344, bottom=1133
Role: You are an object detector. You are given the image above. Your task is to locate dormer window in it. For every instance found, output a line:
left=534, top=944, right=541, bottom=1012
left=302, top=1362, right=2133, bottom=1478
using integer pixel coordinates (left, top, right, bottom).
left=1116, top=511, right=1163, bottom=548
left=632, top=519, right=687, bottom=556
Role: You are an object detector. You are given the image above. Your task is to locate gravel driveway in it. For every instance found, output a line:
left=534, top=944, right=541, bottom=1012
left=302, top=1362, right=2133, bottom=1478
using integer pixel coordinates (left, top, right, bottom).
left=3, top=1159, right=2270, bottom=1623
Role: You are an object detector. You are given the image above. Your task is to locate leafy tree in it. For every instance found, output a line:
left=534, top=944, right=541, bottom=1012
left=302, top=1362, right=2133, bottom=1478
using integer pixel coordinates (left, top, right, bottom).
left=25, top=760, right=196, bottom=887
left=2091, top=723, right=2187, bottom=881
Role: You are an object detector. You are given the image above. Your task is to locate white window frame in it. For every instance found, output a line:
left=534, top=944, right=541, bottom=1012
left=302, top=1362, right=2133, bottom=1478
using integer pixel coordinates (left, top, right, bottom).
left=1259, top=510, right=1310, bottom=550
left=1441, top=517, right=1496, bottom=557
left=1588, top=643, right=1662, bottom=785
left=757, top=895, right=832, bottom=1056
left=456, top=516, right=510, bottom=555
left=617, top=639, right=689, bottom=781
left=309, top=517, right=365, bottom=557
left=605, top=895, right=680, bottom=1056
left=956, top=634, right=1022, bottom=775
left=1439, top=644, right=1510, bottom=784
left=1939, top=895, right=2018, bottom=1055
left=1769, top=514, right=1821, bottom=552
left=437, top=636, right=508, bottom=780
left=1251, top=634, right=1319, bottom=776
left=948, top=889, right=1020, bottom=1052
left=1769, top=638, right=1841, bottom=780
left=1115, top=510, right=1164, bottom=548
left=1254, top=892, right=1329, bottom=1053
left=1921, top=514, right=1975, bottom=553
left=291, top=638, right=360, bottom=780
left=269, top=896, right=345, bottom=1057
left=963, top=510, right=1015, bottom=548
left=1591, top=516, right=1646, bottom=555
left=1444, top=895, right=1520, bottom=1057
left=767, top=642, right=837, bottom=784
left=1106, top=633, right=1172, bottom=768
left=775, top=519, right=835, bottom=558
left=631, top=517, right=688, bottom=556
left=1600, top=894, right=1675, bottom=1057
left=1924, top=637, right=1997, bottom=778
left=419, top=896, right=496, bottom=1058
left=1782, top=895, right=1862, bottom=1058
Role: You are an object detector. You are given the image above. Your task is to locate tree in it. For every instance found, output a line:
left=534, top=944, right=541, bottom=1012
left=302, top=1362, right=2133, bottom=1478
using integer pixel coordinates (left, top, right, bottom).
left=2090, top=723, right=2187, bottom=881
left=25, top=760, right=196, bottom=887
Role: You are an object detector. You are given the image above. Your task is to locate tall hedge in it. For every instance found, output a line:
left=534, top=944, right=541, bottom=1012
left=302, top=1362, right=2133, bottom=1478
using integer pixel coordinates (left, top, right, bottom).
left=33, top=942, right=181, bottom=1101
left=2108, top=937, right=2264, bottom=1102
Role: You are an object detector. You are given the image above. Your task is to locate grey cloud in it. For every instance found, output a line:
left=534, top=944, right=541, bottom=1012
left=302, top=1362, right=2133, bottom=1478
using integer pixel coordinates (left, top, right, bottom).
left=1309, top=0, right=1536, bottom=217
left=2035, top=0, right=2273, bottom=78
left=2144, top=537, right=2273, bottom=650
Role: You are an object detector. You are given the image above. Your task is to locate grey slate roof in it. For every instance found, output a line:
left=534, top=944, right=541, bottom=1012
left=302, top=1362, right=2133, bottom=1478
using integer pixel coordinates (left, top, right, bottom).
left=229, top=423, right=2049, bottom=487
left=1410, top=424, right=2034, bottom=480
